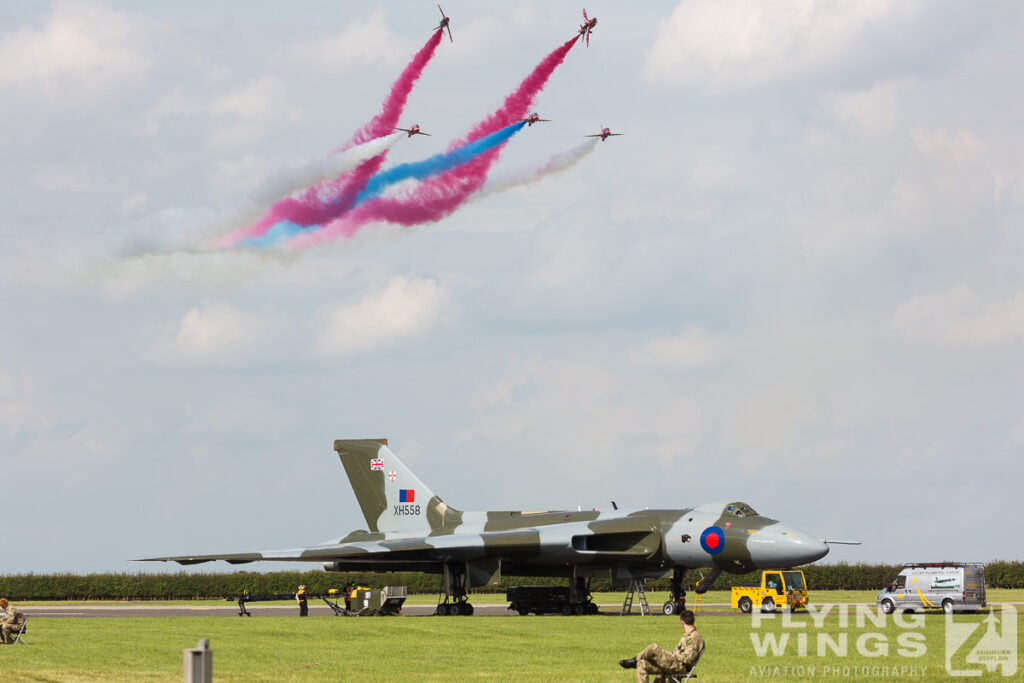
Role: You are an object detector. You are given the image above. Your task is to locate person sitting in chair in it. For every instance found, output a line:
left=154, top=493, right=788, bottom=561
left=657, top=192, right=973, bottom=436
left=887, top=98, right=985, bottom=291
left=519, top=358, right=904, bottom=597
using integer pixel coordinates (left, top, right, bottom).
left=620, top=609, right=704, bottom=681
left=0, top=598, right=26, bottom=644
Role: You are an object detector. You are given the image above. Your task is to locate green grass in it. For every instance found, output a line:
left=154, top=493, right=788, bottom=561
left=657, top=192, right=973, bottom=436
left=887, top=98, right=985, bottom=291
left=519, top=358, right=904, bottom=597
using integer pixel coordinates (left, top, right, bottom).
left=5, top=604, right=1021, bottom=681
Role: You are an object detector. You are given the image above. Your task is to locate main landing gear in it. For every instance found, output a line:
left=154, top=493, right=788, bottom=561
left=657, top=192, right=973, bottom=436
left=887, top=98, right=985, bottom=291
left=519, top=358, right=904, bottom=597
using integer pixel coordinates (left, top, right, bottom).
left=434, top=563, right=475, bottom=616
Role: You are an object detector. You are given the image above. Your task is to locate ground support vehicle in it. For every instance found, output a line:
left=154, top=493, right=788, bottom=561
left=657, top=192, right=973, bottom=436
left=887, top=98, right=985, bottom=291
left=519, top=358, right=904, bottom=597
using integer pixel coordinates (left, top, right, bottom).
left=506, top=585, right=599, bottom=615
left=731, top=570, right=809, bottom=613
left=877, top=563, right=986, bottom=614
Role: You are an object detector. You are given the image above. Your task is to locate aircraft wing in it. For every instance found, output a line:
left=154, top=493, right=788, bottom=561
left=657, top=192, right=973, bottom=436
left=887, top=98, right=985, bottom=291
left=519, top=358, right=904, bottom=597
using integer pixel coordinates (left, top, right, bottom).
left=140, top=519, right=661, bottom=567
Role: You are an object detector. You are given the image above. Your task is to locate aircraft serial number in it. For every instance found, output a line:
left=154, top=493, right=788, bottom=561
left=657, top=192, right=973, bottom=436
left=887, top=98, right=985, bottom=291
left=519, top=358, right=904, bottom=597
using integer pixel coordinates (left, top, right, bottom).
left=393, top=504, right=421, bottom=516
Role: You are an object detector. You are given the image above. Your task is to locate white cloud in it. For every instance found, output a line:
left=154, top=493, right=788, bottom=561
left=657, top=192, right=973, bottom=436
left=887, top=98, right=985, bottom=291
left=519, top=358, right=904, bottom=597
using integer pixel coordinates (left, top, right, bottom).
left=645, top=0, right=905, bottom=91
left=455, top=357, right=703, bottom=470
left=628, top=326, right=725, bottom=370
left=316, top=276, right=450, bottom=358
left=893, top=286, right=1024, bottom=347
left=147, top=300, right=272, bottom=365
left=911, top=126, right=987, bottom=164
left=27, top=162, right=114, bottom=192
left=0, top=369, right=57, bottom=436
left=0, top=0, right=152, bottom=93
left=271, top=10, right=409, bottom=74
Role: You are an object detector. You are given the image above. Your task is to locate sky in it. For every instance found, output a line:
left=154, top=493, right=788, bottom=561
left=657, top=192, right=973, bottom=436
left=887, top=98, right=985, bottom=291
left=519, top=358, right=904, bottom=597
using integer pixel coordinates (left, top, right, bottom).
left=2, top=0, right=1022, bottom=575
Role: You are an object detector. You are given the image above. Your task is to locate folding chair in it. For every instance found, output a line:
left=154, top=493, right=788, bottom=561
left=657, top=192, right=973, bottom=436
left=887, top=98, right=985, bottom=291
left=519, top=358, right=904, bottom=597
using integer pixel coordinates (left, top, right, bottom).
left=669, top=643, right=704, bottom=682
left=10, top=618, right=28, bottom=645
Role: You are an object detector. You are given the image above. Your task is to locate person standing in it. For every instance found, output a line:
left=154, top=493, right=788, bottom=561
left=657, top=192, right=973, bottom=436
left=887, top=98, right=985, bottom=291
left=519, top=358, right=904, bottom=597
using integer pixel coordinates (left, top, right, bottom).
left=344, top=583, right=354, bottom=612
left=619, top=609, right=704, bottom=682
left=296, top=585, right=308, bottom=617
left=0, top=598, right=26, bottom=644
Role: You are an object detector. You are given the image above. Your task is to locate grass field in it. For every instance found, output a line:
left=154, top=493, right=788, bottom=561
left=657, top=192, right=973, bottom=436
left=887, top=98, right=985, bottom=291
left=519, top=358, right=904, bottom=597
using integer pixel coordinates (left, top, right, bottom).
left=4, top=595, right=1020, bottom=681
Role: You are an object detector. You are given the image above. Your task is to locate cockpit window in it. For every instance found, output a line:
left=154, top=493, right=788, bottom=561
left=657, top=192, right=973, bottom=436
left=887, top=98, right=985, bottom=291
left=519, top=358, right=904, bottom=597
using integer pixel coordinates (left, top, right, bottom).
left=726, top=502, right=758, bottom=518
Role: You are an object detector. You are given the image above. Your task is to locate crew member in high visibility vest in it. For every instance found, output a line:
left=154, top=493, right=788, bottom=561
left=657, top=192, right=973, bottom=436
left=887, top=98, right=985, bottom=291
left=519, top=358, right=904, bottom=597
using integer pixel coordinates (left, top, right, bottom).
left=296, top=585, right=308, bottom=617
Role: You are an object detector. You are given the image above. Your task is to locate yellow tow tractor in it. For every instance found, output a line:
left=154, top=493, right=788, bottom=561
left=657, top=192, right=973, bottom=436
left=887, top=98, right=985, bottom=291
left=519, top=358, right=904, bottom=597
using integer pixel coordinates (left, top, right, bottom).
left=731, top=569, right=809, bottom=613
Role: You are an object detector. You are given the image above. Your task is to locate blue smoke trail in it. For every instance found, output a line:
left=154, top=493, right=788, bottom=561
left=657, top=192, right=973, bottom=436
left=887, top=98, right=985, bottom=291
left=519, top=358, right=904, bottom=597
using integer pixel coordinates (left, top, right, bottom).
left=239, top=121, right=527, bottom=249
left=355, top=121, right=527, bottom=206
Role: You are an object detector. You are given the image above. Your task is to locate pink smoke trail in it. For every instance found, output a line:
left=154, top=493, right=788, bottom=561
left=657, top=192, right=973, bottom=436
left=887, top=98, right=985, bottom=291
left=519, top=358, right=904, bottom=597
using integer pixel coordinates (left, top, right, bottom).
left=290, top=35, right=580, bottom=247
left=218, top=29, right=444, bottom=247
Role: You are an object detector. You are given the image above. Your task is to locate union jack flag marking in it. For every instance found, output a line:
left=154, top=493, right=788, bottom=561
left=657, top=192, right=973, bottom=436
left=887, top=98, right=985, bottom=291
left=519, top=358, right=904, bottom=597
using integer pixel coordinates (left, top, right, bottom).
left=370, top=458, right=384, bottom=471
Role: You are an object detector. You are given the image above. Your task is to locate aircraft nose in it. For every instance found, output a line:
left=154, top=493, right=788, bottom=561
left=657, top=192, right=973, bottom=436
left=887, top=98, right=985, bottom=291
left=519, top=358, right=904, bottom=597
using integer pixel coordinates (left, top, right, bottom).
left=747, top=523, right=829, bottom=568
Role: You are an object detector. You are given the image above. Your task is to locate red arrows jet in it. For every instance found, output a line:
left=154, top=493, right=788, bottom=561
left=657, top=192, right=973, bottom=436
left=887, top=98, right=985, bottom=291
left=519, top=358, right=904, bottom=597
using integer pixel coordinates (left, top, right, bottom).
left=434, top=5, right=453, bottom=43
left=586, top=127, right=623, bottom=141
left=395, top=124, right=431, bottom=138
left=578, top=9, right=597, bottom=46
left=523, top=112, right=551, bottom=127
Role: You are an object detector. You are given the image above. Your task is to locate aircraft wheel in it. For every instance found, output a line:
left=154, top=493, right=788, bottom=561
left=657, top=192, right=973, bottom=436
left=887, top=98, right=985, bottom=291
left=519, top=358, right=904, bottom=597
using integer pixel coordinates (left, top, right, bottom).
left=880, top=599, right=894, bottom=615
left=761, top=598, right=776, bottom=613
left=738, top=597, right=753, bottom=614
left=574, top=603, right=585, bottom=616
left=942, top=599, right=954, bottom=615
left=562, top=604, right=572, bottom=616
left=663, top=600, right=679, bottom=616
left=447, top=603, right=461, bottom=616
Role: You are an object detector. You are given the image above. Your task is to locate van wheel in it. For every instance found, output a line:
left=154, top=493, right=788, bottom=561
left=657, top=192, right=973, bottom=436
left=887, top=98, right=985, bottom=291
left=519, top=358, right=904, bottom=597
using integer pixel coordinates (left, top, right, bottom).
left=942, top=599, right=954, bottom=614
left=738, top=597, right=753, bottom=614
left=761, top=598, right=776, bottom=613
left=880, top=599, right=895, bottom=615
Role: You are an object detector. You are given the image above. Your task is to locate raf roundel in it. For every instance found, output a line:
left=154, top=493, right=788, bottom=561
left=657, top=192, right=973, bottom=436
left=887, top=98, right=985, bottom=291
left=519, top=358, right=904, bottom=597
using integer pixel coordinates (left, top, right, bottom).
left=700, top=526, right=725, bottom=555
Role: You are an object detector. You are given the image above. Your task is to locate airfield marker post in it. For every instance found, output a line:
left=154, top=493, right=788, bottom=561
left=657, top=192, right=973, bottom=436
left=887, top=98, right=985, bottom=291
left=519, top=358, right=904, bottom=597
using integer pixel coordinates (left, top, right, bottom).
left=184, top=638, right=212, bottom=683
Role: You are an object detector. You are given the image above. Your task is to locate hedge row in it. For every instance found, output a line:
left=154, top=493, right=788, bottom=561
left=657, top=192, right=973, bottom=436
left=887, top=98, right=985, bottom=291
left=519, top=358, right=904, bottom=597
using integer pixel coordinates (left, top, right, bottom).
left=2, top=561, right=1021, bottom=601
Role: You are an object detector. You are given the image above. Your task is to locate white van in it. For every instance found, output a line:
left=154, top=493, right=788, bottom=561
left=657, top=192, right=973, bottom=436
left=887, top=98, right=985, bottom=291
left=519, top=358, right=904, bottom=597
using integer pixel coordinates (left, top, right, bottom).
left=877, top=562, right=986, bottom=614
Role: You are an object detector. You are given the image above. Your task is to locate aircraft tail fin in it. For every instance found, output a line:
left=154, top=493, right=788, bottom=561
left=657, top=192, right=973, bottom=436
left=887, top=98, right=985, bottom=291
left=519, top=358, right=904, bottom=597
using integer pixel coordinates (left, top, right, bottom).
left=333, top=439, right=463, bottom=535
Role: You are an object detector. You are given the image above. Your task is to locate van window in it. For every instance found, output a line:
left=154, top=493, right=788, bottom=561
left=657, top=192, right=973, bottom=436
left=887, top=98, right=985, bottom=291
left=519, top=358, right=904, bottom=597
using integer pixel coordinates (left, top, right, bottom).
left=894, top=575, right=906, bottom=589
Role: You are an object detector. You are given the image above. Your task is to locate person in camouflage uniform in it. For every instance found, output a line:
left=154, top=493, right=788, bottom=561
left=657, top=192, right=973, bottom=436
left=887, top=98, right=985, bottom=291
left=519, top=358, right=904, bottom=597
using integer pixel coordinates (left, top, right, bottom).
left=620, top=609, right=704, bottom=682
left=1, top=598, right=26, bottom=644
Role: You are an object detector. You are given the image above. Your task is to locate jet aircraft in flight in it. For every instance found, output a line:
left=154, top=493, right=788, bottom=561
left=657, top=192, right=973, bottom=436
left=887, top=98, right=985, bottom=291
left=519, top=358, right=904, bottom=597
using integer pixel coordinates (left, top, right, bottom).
left=142, top=439, right=831, bottom=616
left=578, top=9, right=597, bottom=46
left=586, top=127, right=622, bottom=141
left=434, top=5, right=453, bottom=43
left=395, top=124, right=430, bottom=138
left=523, top=112, right=551, bottom=127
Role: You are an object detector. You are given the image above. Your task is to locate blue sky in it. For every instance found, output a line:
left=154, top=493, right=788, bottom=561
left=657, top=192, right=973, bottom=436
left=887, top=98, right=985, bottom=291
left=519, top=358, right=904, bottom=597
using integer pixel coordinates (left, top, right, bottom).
left=2, top=1, right=1022, bottom=574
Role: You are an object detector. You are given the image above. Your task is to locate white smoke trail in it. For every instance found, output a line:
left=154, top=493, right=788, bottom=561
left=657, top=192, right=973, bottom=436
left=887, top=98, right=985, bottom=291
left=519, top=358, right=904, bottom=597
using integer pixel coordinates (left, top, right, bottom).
left=251, top=132, right=404, bottom=204
left=473, top=138, right=599, bottom=200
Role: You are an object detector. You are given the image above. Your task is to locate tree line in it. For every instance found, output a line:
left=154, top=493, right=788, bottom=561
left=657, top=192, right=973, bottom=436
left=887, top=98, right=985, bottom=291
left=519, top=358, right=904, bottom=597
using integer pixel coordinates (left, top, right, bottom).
left=2, top=561, right=1021, bottom=600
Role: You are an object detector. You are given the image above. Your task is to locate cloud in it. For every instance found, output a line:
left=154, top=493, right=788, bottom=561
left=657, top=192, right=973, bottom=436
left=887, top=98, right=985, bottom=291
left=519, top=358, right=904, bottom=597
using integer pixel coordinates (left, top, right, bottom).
left=316, top=276, right=451, bottom=358
left=146, top=300, right=272, bottom=365
left=0, top=0, right=152, bottom=93
left=892, top=286, right=1024, bottom=347
left=644, top=0, right=908, bottom=91
left=628, top=326, right=725, bottom=370
left=0, top=369, right=57, bottom=436
left=271, top=10, right=409, bottom=74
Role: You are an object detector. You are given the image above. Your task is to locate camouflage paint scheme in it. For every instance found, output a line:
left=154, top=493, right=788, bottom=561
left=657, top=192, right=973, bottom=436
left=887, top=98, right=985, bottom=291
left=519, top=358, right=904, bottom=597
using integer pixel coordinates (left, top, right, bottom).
left=143, top=440, right=828, bottom=587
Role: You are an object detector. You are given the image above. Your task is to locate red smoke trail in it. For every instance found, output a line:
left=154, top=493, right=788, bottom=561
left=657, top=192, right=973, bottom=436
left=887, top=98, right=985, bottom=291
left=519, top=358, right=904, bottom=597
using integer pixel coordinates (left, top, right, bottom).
left=291, top=35, right=580, bottom=247
left=221, top=30, right=444, bottom=246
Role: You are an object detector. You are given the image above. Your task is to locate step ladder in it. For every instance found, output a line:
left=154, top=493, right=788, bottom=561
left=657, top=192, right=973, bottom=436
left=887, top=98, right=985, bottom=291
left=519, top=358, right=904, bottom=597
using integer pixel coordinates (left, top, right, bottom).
left=620, top=578, right=650, bottom=616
